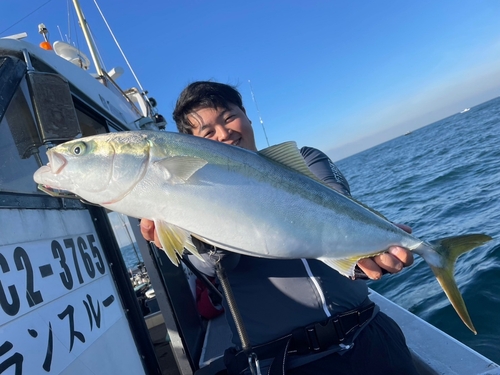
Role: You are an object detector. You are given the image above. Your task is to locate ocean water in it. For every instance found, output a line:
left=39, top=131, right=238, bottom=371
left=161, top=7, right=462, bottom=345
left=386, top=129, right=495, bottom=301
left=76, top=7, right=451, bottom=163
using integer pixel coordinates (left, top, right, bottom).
left=336, top=96, right=500, bottom=363
left=120, top=97, right=500, bottom=362
left=121, top=243, right=144, bottom=270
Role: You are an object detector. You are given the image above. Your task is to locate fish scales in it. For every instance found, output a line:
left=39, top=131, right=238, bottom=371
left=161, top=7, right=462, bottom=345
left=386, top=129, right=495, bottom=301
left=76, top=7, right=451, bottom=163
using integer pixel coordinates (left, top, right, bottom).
left=33, top=130, right=492, bottom=333
left=148, top=132, right=416, bottom=259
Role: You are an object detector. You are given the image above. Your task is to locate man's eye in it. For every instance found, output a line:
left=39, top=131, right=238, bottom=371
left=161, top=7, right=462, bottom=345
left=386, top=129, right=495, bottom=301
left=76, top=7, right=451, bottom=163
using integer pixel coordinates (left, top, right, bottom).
left=204, top=131, right=215, bottom=138
left=225, top=115, right=235, bottom=122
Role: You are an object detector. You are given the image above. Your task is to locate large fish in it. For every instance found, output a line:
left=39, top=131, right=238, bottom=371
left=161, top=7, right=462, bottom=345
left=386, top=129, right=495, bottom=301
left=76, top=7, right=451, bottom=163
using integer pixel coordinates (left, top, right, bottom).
left=33, top=131, right=491, bottom=333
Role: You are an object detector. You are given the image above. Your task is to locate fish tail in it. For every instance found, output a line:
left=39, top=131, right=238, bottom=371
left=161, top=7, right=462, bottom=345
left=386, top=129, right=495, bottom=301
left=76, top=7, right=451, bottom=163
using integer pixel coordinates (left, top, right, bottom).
left=421, top=234, right=492, bottom=334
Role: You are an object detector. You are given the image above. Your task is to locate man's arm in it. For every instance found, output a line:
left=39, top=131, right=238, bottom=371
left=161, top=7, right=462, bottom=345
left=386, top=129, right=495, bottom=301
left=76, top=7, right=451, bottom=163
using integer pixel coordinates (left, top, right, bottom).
left=300, top=146, right=414, bottom=280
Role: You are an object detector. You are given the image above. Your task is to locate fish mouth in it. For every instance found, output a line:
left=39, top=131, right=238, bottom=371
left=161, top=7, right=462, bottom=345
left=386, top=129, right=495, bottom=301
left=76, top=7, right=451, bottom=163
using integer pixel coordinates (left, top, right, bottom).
left=48, top=151, right=67, bottom=174
left=37, top=184, right=79, bottom=199
left=33, top=151, right=77, bottom=198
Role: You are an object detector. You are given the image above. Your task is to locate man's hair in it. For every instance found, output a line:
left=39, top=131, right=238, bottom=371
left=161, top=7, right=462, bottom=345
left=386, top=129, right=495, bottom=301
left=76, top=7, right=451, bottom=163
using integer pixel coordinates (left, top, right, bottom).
left=173, top=81, right=245, bottom=134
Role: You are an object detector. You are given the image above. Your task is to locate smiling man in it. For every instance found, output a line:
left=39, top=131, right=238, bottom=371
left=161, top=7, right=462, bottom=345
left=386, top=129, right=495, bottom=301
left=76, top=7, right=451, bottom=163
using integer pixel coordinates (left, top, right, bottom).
left=140, top=81, right=419, bottom=375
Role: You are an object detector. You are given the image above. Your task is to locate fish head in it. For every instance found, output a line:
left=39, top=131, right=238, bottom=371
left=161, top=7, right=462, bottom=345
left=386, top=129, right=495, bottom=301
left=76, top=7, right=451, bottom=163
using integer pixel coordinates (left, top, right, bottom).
left=34, top=132, right=150, bottom=205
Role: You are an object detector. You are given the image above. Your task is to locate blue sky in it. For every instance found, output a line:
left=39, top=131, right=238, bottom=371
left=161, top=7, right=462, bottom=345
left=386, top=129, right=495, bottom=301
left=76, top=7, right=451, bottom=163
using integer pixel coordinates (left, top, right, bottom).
left=2, top=0, right=500, bottom=160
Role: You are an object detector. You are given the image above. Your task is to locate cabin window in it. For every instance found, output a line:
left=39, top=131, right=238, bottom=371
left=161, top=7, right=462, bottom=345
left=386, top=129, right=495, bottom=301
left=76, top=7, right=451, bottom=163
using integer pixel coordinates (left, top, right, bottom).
left=0, top=79, right=48, bottom=195
left=75, top=108, right=108, bottom=136
left=0, top=71, right=112, bottom=195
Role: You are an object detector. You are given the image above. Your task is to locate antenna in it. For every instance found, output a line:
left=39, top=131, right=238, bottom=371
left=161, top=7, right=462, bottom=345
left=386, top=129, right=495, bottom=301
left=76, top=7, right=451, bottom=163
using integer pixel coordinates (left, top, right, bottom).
left=56, top=25, right=64, bottom=41
left=93, top=0, right=144, bottom=92
left=248, top=80, right=270, bottom=147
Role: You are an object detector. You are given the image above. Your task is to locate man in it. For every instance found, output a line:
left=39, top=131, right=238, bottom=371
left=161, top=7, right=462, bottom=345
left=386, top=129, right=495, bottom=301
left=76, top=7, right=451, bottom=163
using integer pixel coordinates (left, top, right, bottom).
left=141, top=81, right=419, bottom=374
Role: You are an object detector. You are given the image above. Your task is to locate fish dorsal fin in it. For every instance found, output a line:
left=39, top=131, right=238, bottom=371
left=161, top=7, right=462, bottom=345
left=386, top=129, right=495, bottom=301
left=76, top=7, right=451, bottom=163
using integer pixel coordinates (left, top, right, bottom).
left=154, top=220, right=204, bottom=266
left=258, top=143, right=389, bottom=221
left=258, top=142, right=323, bottom=183
left=155, top=156, right=207, bottom=183
left=258, top=143, right=368, bottom=200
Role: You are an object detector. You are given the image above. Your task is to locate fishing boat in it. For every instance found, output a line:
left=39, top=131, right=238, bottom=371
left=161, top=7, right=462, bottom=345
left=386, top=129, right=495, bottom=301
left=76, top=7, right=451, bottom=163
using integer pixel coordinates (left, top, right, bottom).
left=0, top=2, right=498, bottom=374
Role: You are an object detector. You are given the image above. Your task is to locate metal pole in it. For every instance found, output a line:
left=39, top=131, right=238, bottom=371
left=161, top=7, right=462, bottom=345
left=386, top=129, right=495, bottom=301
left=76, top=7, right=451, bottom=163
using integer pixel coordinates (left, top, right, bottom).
left=72, top=0, right=105, bottom=76
left=214, top=260, right=261, bottom=375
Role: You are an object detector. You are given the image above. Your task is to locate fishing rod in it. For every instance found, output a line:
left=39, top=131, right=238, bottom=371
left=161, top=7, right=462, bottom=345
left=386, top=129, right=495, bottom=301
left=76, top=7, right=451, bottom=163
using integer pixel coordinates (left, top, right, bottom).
left=248, top=80, right=270, bottom=147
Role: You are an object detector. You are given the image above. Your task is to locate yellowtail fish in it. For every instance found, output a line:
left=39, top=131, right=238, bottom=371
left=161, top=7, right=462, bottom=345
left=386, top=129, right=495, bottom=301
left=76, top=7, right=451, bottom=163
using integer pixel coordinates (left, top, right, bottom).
left=33, top=131, right=492, bottom=333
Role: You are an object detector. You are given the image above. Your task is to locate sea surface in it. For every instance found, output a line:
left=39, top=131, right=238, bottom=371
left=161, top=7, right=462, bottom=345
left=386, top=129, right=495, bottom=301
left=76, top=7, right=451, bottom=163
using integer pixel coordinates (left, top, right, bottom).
left=336, top=96, right=500, bottom=363
left=120, top=97, right=500, bottom=363
left=121, top=243, right=143, bottom=270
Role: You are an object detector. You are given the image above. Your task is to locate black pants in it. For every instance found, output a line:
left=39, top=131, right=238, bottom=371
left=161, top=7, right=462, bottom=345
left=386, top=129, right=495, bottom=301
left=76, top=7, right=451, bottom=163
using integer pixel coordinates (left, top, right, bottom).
left=287, top=312, right=420, bottom=375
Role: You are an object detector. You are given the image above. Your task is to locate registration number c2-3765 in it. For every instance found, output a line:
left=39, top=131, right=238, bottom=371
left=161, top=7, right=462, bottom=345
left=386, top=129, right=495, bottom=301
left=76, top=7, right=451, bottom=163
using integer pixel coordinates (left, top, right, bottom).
left=0, top=234, right=105, bottom=316
left=0, top=233, right=123, bottom=374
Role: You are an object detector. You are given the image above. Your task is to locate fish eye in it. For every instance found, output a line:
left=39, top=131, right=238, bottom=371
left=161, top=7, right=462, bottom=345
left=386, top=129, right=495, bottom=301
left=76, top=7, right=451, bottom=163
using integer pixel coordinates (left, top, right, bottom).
left=71, top=142, right=87, bottom=156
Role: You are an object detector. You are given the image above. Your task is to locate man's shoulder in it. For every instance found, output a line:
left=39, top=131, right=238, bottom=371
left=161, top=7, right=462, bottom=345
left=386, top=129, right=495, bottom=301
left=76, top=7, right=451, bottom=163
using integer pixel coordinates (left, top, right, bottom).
left=299, top=146, right=351, bottom=196
left=299, top=145, right=326, bottom=160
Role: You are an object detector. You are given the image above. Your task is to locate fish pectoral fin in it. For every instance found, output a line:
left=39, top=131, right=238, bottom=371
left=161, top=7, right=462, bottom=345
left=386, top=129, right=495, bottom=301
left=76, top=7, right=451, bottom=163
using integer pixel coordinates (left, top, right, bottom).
left=154, top=220, right=205, bottom=266
left=319, top=257, right=360, bottom=278
left=155, top=156, right=208, bottom=183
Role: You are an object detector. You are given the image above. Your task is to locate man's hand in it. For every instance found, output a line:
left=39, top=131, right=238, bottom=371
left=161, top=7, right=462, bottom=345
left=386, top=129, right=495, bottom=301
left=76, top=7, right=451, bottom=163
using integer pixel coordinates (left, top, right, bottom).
left=140, top=219, right=162, bottom=248
left=357, top=223, right=414, bottom=280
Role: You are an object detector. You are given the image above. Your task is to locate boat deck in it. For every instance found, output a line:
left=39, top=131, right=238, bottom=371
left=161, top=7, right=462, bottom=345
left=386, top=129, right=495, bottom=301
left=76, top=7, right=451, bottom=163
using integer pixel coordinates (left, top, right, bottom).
left=147, top=314, right=181, bottom=375
left=148, top=290, right=500, bottom=375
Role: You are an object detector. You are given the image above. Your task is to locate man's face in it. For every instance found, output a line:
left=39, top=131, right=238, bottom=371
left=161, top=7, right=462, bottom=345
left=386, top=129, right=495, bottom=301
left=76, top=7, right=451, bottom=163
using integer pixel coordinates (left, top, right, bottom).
left=188, top=104, right=257, bottom=151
